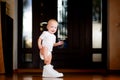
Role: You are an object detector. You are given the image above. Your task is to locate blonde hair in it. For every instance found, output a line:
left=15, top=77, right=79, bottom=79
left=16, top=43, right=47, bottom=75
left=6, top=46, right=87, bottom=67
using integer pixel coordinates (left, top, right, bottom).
left=47, top=19, right=58, bottom=25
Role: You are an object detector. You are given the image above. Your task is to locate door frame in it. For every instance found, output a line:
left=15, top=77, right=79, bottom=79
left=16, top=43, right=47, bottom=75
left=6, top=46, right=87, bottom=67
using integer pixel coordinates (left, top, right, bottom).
left=17, top=0, right=108, bottom=69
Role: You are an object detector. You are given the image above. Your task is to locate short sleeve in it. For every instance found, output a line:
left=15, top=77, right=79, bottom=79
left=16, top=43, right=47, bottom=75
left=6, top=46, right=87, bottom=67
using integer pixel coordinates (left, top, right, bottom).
left=53, top=35, right=56, bottom=44
left=40, top=31, right=46, bottom=39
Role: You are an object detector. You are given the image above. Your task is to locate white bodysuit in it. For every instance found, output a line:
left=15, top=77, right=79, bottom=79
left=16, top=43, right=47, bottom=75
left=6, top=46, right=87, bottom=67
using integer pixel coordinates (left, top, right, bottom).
left=39, top=31, right=56, bottom=60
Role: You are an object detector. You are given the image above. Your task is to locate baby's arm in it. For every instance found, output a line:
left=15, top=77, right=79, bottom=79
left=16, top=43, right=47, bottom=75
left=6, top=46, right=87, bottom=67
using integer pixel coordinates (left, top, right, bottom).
left=38, top=38, right=44, bottom=55
left=38, top=38, right=43, bottom=49
left=54, top=41, right=64, bottom=47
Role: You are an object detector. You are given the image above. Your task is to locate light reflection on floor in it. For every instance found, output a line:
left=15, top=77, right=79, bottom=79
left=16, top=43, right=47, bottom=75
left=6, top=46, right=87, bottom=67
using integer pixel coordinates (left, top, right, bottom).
left=0, top=73, right=120, bottom=80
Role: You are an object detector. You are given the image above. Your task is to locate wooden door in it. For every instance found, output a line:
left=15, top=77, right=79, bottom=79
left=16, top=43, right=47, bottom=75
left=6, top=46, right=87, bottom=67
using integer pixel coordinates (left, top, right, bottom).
left=18, top=0, right=107, bottom=69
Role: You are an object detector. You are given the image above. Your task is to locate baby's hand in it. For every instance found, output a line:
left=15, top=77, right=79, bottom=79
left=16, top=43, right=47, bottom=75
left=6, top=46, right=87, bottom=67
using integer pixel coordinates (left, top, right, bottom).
left=57, top=41, right=64, bottom=45
left=39, top=45, right=43, bottom=50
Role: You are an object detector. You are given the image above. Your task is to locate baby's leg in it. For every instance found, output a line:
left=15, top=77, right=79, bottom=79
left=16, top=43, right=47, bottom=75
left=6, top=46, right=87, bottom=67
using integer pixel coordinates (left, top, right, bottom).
left=42, top=47, right=52, bottom=65
left=44, top=53, right=52, bottom=65
left=42, top=47, right=63, bottom=77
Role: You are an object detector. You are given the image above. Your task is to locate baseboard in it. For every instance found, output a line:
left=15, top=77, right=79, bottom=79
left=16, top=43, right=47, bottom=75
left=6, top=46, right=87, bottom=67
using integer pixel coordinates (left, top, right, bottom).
left=14, top=69, right=106, bottom=74
left=108, top=70, right=120, bottom=74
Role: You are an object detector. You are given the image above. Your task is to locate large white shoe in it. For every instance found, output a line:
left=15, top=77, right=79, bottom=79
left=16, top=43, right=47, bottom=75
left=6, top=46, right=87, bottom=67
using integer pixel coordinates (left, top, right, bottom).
left=42, top=64, right=63, bottom=78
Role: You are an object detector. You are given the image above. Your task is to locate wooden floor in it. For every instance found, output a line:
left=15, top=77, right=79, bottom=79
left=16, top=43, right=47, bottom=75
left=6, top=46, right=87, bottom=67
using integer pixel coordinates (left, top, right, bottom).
left=0, top=73, right=120, bottom=80
left=0, top=70, right=120, bottom=80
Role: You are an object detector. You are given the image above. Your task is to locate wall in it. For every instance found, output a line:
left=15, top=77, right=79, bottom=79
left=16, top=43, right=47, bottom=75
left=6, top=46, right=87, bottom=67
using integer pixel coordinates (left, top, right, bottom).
left=108, top=0, right=120, bottom=70
left=0, top=0, right=18, bottom=70
left=0, top=1, right=5, bottom=73
left=0, top=0, right=120, bottom=70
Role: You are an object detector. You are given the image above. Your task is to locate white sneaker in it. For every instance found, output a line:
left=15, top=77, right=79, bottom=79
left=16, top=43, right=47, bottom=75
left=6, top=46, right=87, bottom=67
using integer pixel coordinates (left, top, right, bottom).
left=42, top=64, right=64, bottom=78
left=51, top=66, right=63, bottom=75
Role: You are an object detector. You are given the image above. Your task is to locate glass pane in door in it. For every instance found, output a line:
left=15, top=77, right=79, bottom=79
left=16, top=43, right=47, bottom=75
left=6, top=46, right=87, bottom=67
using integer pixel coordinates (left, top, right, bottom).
left=57, top=0, right=68, bottom=48
left=22, top=0, right=32, bottom=48
left=92, top=0, right=102, bottom=48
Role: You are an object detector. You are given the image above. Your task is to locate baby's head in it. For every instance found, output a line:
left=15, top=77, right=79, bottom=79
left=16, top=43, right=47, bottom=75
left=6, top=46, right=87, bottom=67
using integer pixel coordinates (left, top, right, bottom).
left=47, top=19, right=58, bottom=34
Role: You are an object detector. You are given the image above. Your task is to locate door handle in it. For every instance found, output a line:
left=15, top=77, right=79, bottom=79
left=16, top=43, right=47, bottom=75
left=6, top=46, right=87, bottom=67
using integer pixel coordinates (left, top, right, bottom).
left=40, top=22, right=47, bottom=31
left=40, top=22, right=47, bottom=26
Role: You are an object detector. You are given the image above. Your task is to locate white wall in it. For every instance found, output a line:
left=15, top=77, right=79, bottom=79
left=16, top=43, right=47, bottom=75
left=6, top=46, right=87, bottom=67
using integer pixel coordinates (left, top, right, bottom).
left=13, top=0, right=18, bottom=70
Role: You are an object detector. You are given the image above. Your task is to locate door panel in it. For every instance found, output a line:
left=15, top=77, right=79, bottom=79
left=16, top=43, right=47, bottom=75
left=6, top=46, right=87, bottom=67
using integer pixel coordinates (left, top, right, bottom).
left=32, top=0, right=58, bottom=68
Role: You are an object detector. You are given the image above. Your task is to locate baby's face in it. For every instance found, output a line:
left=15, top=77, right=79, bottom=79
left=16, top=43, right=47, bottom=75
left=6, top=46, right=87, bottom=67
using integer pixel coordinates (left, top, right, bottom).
left=47, top=21, right=58, bottom=34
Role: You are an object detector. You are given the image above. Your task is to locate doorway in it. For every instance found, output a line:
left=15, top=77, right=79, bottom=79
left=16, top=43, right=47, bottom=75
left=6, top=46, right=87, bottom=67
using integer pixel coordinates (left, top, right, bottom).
left=18, top=0, right=107, bottom=69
